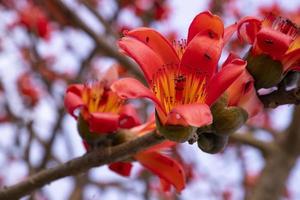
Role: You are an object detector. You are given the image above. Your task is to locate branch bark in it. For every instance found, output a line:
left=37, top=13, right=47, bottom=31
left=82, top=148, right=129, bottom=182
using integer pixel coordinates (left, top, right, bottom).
left=259, top=87, right=300, bottom=108
left=249, top=105, right=300, bottom=200
left=0, top=132, right=164, bottom=200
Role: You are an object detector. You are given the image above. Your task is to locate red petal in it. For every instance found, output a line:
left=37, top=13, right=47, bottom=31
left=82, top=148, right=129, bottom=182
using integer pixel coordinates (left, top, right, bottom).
left=119, top=104, right=141, bottom=129
left=109, top=162, right=133, bottom=177
left=167, top=103, right=212, bottom=127
left=111, top=78, right=165, bottom=114
left=227, top=70, right=254, bottom=106
left=64, top=84, right=84, bottom=119
left=160, top=178, right=171, bottom=192
left=237, top=17, right=261, bottom=44
left=239, top=87, right=263, bottom=118
left=206, top=59, right=246, bottom=106
left=180, top=33, right=223, bottom=80
left=135, top=152, right=186, bottom=192
left=119, top=37, right=164, bottom=84
left=187, top=11, right=224, bottom=43
left=224, top=23, right=237, bottom=44
left=126, top=28, right=180, bottom=65
left=142, top=141, right=176, bottom=153
left=283, top=37, right=300, bottom=71
left=88, top=112, right=119, bottom=133
left=255, top=28, right=292, bottom=59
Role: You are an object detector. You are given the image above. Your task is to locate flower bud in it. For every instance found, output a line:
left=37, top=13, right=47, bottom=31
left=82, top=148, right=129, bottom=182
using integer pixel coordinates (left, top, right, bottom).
left=197, top=132, right=228, bottom=154
left=210, top=96, right=248, bottom=135
left=246, top=53, right=283, bottom=89
left=156, top=112, right=195, bottom=143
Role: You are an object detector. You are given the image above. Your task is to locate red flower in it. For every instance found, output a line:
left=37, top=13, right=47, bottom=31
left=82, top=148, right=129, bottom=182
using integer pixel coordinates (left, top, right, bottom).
left=18, top=4, right=51, bottom=39
left=238, top=13, right=300, bottom=72
left=225, top=54, right=263, bottom=118
left=64, top=67, right=140, bottom=134
left=110, top=115, right=186, bottom=192
left=17, top=72, right=41, bottom=107
left=111, top=11, right=246, bottom=140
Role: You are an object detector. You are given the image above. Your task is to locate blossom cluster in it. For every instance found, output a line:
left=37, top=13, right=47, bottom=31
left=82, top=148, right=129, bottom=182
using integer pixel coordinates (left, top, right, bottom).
left=64, top=11, right=300, bottom=192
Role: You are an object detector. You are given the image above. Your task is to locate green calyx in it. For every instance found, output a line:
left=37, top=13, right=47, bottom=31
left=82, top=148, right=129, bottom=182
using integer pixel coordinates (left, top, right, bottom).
left=155, top=112, right=195, bottom=143
left=211, top=95, right=248, bottom=136
left=246, top=52, right=283, bottom=89
left=197, top=131, right=228, bottom=154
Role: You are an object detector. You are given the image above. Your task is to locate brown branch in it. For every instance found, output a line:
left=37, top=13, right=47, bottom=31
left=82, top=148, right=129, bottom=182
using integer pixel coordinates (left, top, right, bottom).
left=0, top=132, right=164, bottom=200
left=249, top=105, right=300, bottom=200
left=230, top=133, right=275, bottom=155
left=44, top=0, right=144, bottom=83
left=259, top=87, right=300, bottom=108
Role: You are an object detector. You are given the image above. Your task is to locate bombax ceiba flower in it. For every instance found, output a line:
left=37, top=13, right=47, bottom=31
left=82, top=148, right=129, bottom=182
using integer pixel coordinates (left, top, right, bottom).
left=238, top=13, right=300, bottom=88
left=64, top=67, right=140, bottom=146
left=111, top=11, right=246, bottom=142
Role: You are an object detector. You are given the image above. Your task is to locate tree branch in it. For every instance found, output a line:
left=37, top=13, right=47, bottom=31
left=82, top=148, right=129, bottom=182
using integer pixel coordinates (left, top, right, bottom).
left=230, top=133, right=275, bottom=155
left=0, top=132, right=164, bottom=200
left=259, top=87, right=300, bottom=108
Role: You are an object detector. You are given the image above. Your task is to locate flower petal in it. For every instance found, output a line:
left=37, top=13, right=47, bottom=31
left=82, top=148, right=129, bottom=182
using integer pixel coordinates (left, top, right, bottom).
left=88, top=112, right=119, bottom=133
left=135, top=152, right=186, bottom=192
left=206, top=59, right=247, bottom=106
left=187, top=11, right=224, bottom=43
left=108, top=162, right=133, bottom=177
left=283, top=49, right=300, bottom=71
left=167, top=103, right=212, bottom=127
left=238, top=87, right=263, bottom=118
left=126, top=28, right=180, bottom=65
left=237, top=16, right=261, bottom=44
left=180, top=33, right=223, bottom=80
left=227, top=70, right=254, bottom=106
left=119, top=104, right=141, bottom=129
left=224, top=23, right=238, bottom=44
left=64, top=84, right=84, bottom=119
left=111, top=78, right=165, bottom=114
left=255, top=28, right=292, bottom=59
left=119, top=37, right=164, bottom=84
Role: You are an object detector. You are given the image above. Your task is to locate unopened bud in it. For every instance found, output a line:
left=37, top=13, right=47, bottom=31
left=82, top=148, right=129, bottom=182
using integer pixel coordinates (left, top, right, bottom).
left=197, top=132, right=228, bottom=154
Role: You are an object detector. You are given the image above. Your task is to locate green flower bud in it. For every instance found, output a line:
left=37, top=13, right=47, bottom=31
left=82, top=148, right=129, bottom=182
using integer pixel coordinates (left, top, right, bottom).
left=246, top=53, right=283, bottom=89
left=197, top=132, right=228, bottom=154
left=155, top=112, right=195, bottom=143
left=210, top=96, right=248, bottom=136
left=212, top=105, right=248, bottom=136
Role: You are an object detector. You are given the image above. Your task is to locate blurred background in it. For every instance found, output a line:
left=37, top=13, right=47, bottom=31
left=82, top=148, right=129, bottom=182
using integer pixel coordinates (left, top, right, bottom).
left=0, top=0, right=300, bottom=199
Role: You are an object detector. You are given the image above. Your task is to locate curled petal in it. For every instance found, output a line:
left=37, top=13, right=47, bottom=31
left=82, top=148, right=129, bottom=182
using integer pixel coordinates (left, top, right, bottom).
left=119, top=104, right=141, bottom=129
left=119, top=37, right=164, bottom=84
left=167, top=103, right=212, bottom=127
left=64, top=84, right=84, bottom=119
left=111, top=78, right=165, bottom=114
left=126, top=28, right=180, bottom=65
left=181, top=33, right=223, bottom=80
left=224, top=23, right=237, bottom=44
left=108, top=162, right=133, bottom=177
left=88, top=112, right=119, bottom=133
left=187, top=11, right=224, bottom=42
left=227, top=70, right=254, bottom=106
left=237, top=17, right=261, bottom=44
left=239, top=87, right=263, bottom=118
left=256, top=28, right=292, bottom=59
left=135, top=152, right=186, bottom=192
left=206, top=59, right=247, bottom=106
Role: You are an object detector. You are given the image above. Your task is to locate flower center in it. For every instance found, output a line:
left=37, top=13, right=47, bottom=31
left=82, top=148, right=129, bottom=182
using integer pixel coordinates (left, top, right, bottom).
left=264, top=13, right=299, bottom=40
left=172, top=39, right=187, bottom=59
left=82, top=81, right=123, bottom=114
left=152, top=64, right=206, bottom=114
